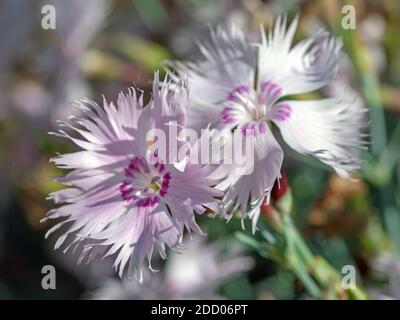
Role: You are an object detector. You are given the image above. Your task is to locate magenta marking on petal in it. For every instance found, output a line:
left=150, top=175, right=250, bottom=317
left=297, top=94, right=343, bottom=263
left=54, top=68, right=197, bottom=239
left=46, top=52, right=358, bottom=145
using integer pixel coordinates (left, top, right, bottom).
left=240, top=122, right=265, bottom=136
left=227, top=85, right=251, bottom=101
left=163, top=172, right=171, bottom=180
left=276, top=110, right=291, bottom=117
left=274, top=115, right=286, bottom=121
left=143, top=187, right=152, bottom=194
left=120, top=181, right=129, bottom=189
left=259, top=122, right=266, bottom=134
left=151, top=197, right=160, bottom=206
left=258, top=81, right=282, bottom=106
left=120, top=182, right=135, bottom=200
left=159, top=172, right=171, bottom=197
left=142, top=198, right=150, bottom=207
left=240, top=123, right=250, bottom=136
left=250, top=123, right=257, bottom=136
left=260, top=81, right=272, bottom=93
left=220, top=107, right=238, bottom=125
left=121, top=156, right=171, bottom=204
left=274, top=113, right=290, bottom=121
left=277, top=103, right=291, bottom=111
left=273, top=103, right=292, bottom=121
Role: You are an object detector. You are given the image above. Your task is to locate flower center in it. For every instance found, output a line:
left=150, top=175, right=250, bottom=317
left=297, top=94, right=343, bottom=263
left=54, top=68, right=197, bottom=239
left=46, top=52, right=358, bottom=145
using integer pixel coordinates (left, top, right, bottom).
left=219, top=81, right=291, bottom=134
left=119, top=156, right=171, bottom=207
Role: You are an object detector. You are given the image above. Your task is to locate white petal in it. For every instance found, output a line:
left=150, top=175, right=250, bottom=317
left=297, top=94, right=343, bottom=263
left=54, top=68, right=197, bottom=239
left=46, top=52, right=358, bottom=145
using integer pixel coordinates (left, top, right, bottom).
left=258, top=15, right=342, bottom=96
left=166, top=26, right=256, bottom=131
left=217, top=126, right=283, bottom=231
left=164, top=163, right=223, bottom=234
left=271, top=93, right=367, bottom=178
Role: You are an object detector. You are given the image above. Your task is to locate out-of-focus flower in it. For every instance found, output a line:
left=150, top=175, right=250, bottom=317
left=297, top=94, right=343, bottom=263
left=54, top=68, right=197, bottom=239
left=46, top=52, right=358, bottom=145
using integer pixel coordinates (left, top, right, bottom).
left=47, top=0, right=110, bottom=123
left=90, top=236, right=254, bottom=299
left=360, top=14, right=387, bottom=75
left=163, top=236, right=253, bottom=296
left=11, top=81, right=51, bottom=119
left=43, top=73, right=222, bottom=280
left=168, top=15, right=367, bottom=232
left=1, top=0, right=109, bottom=124
left=368, top=253, right=400, bottom=300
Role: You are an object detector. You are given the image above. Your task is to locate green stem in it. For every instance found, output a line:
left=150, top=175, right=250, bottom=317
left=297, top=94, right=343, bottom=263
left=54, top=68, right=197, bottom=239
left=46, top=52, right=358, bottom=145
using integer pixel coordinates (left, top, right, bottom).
left=284, top=213, right=368, bottom=300
left=339, top=25, right=387, bottom=157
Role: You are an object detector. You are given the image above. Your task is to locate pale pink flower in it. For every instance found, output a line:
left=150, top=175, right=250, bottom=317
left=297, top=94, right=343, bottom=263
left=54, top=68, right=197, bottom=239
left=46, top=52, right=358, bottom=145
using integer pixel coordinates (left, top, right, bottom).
left=167, top=16, right=367, bottom=231
left=43, top=73, right=222, bottom=280
left=91, top=236, right=254, bottom=300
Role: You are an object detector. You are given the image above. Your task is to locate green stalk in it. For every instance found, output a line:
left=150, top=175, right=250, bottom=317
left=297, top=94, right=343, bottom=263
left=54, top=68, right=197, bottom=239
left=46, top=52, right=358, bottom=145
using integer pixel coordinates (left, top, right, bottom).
left=283, top=211, right=368, bottom=299
left=338, top=24, right=387, bottom=157
left=275, top=192, right=368, bottom=299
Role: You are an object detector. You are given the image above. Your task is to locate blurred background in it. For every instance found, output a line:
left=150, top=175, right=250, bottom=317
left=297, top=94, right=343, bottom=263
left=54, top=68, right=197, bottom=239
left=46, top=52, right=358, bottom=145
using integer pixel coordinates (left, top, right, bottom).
left=0, top=0, right=400, bottom=299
